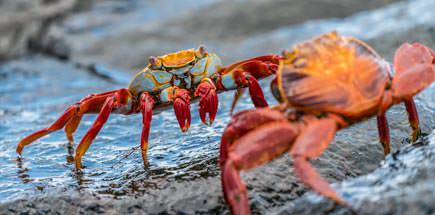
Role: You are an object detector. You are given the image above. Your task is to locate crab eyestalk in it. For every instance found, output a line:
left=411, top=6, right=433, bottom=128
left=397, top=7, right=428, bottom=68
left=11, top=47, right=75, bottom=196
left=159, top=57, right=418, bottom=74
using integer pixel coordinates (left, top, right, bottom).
left=148, top=56, right=162, bottom=69
left=195, top=45, right=208, bottom=58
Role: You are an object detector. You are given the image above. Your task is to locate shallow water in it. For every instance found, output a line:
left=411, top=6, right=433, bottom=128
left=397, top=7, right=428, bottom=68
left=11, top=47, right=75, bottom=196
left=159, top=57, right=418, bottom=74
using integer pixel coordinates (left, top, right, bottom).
left=0, top=0, right=434, bottom=213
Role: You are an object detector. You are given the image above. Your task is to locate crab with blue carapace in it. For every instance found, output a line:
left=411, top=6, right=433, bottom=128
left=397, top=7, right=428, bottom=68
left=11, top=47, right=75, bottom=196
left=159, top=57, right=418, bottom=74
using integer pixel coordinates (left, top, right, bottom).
left=17, top=45, right=282, bottom=169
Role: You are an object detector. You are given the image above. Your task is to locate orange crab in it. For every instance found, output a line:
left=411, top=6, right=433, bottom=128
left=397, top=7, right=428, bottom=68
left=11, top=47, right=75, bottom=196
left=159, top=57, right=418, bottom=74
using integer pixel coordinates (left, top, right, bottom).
left=17, top=46, right=281, bottom=169
left=219, top=32, right=434, bottom=214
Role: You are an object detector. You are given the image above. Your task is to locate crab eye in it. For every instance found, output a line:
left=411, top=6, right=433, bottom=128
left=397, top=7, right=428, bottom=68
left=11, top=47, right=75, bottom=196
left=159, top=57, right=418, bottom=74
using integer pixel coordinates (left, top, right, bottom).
left=148, top=56, right=162, bottom=69
left=195, top=45, right=208, bottom=58
left=281, top=50, right=290, bottom=57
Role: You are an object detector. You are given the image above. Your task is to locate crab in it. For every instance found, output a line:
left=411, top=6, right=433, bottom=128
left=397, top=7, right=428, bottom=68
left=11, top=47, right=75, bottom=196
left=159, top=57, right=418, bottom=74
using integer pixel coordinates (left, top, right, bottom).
left=17, top=45, right=282, bottom=169
left=219, top=32, right=434, bottom=214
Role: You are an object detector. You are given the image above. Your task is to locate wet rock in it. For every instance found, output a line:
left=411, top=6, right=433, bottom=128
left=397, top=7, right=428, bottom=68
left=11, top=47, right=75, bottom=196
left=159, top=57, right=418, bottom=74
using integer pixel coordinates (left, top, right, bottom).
left=0, top=0, right=434, bottom=214
left=274, top=131, right=435, bottom=215
left=0, top=0, right=76, bottom=60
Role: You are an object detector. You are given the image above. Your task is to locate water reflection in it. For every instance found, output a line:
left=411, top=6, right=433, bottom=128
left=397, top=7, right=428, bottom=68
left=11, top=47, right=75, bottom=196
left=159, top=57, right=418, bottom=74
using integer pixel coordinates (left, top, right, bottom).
left=16, top=157, right=32, bottom=184
left=66, top=141, right=75, bottom=164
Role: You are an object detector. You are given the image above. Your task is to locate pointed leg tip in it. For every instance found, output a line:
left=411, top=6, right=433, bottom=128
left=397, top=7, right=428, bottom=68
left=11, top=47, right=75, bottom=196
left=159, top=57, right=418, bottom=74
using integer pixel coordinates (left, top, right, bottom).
left=411, top=128, right=422, bottom=143
left=209, top=117, right=215, bottom=126
left=200, top=116, right=214, bottom=126
left=74, top=157, right=83, bottom=170
left=383, top=148, right=391, bottom=156
left=199, top=114, right=208, bottom=126
left=16, top=145, right=23, bottom=155
left=334, top=196, right=350, bottom=208
left=141, top=148, right=148, bottom=159
left=142, top=159, right=149, bottom=168
left=181, top=124, right=190, bottom=132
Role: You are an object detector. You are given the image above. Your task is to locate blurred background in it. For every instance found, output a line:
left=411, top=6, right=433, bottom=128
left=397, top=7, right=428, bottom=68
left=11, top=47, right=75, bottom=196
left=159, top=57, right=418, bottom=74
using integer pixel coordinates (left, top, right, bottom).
left=0, top=0, right=434, bottom=214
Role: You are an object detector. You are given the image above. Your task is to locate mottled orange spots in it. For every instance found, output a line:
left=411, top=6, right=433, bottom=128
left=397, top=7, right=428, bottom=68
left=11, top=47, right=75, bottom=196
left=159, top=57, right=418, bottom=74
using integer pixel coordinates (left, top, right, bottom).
left=159, top=48, right=196, bottom=68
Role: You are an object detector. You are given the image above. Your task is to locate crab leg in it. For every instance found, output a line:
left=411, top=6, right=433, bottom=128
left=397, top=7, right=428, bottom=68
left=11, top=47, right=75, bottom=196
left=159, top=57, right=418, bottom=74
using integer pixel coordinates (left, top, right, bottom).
left=223, top=122, right=298, bottom=215
left=194, top=78, right=218, bottom=125
left=376, top=114, right=391, bottom=155
left=65, top=115, right=83, bottom=144
left=215, top=55, right=281, bottom=110
left=229, top=88, right=245, bottom=115
left=16, top=89, right=122, bottom=155
left=270, top=78, right=283, bottom=103
left=290, top=118, right=345, bottom=205
left=404, top=99, right=421, bottom=141
left=75, top=89, right=133, bottom=169
left=139, top=92, right=155, bottom=167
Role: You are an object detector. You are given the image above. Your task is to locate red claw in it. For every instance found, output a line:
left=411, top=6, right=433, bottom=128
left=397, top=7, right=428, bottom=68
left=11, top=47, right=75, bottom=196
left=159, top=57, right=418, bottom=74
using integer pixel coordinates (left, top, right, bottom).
left=173, top=89, right=191, bottom=132
left=195, top=80, right=219, bottom=126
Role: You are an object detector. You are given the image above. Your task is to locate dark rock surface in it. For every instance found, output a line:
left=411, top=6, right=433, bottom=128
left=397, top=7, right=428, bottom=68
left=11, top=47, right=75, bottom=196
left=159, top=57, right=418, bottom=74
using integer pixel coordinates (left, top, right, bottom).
left=275, top=131, right=435, bottom=215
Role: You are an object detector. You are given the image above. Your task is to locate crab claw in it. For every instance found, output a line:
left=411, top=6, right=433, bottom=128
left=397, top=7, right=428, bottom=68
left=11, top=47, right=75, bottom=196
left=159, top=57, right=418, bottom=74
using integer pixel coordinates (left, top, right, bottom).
left=195, top=79, right=218, bottom=126
left=173, top=88, right=191, bottom=132
left=392, top=42, right=434, bottom=99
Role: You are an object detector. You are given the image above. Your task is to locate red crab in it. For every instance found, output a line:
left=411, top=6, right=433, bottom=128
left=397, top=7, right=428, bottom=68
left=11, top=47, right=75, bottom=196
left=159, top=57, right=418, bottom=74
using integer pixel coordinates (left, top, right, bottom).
left=17, top=46, right=281, bottom=169
left=219, top=32, right=434, bottom=214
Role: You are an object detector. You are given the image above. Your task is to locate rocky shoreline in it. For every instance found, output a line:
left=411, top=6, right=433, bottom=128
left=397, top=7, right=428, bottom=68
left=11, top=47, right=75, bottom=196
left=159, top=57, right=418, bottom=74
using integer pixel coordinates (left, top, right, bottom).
left=0, top=0, right=434, bottom=214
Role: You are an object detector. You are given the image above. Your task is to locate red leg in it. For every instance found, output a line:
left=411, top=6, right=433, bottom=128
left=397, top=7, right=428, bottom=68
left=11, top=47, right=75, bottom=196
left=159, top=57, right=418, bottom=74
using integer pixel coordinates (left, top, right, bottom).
left=270, top=77, right=283, bottom=103
left=74, top=89, right=133, bottom=169
left=75, top=96, right=115, bottom=169
left=194, top=78, right=218, bottom=125
left=220, top=108, right=295, bottom=215
left=404, top=99, right=421, bottom=142
left=290, top=118, right=345, bottom=205
left=215, top=55, right=282, bottom=111
left=376, top=113, right=391, bottom=155
left=64, top=114, right=83, bottom=163
left=65, top=115, right=83, bottom=144
left=246, top=75, right=268, bottom=107
left=16, top=89, right=126, bottom=155
left=139, top=92, right=155, bottom=167
left=217, top=68, right=268, bottom=109
left=16, top=106, right=79, bottom=155
left=222, top=160, right=250, bottom=215
left=229, top=88, right=245, bottom=115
